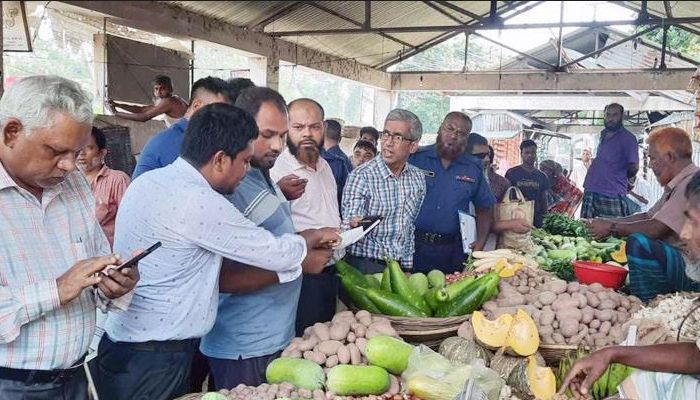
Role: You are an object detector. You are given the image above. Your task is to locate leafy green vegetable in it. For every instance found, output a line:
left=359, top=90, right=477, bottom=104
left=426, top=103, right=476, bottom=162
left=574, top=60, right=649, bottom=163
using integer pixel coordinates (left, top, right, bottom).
left=543, top=213, right=590, bottom=238
left=542, top=259, right=576, bottom=282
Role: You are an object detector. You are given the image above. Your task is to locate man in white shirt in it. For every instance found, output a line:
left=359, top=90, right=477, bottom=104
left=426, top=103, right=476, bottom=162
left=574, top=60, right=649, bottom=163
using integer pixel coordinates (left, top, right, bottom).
left=97, top=103, right=339, bottom=400
left=628, top=173, right=656, bottom=214
left=269, top=98, right=342, bottom=335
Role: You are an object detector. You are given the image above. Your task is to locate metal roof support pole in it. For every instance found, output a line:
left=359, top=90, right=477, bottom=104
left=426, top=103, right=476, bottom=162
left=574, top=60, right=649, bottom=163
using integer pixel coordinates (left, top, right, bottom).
left=364, top=1, right=371, bottom=29
left=660, top=23, right=669, bottom=70
left=556, top=1, right=564, bottom=71
left=638, top=1, right=649, bottom=22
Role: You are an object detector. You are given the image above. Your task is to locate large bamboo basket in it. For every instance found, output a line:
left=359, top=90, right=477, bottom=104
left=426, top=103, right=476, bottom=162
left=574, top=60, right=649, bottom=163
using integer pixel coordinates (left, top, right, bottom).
left=372, top=313, right=470, bottom=349
left=538, top=344, right=590, bottom=368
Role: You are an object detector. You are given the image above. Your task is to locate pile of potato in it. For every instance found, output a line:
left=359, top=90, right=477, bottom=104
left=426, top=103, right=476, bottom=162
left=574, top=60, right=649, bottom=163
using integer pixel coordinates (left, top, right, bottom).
left=201, top=383, right=415, bottom=400
left=481, top=269, right=643, bottom=347
left=281, top=310, right=400, bottom=370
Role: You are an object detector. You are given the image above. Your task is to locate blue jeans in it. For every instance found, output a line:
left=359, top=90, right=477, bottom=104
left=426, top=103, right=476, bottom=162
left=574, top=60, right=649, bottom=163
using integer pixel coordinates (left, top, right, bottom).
left=627, top=233, right=700, bottom=302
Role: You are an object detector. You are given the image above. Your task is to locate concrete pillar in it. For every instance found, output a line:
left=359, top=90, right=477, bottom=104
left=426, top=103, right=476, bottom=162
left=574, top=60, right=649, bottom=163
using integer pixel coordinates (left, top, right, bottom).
left=249, top=54, right=280, bottom=91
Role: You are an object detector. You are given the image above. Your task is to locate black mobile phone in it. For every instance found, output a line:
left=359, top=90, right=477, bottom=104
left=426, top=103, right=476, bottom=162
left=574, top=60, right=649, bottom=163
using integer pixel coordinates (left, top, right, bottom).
left=117, top=242, right=162, bottom=271
left=358, top=215, right=382, bottom=230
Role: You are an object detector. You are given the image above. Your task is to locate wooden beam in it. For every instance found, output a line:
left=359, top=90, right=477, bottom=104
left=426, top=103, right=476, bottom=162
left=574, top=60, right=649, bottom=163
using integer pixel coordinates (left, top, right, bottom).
left=306, top=2, right=415, bottom=49
left=58, top=1, right=391, bottom=89
left=248, top=1, right=306, bottom=31
left=392, top=69, right=696, bottom=92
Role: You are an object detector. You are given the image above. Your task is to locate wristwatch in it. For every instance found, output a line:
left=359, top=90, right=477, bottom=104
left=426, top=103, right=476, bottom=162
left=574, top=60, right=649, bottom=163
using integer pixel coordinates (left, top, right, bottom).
left=610, top=222, right=619, bottom=237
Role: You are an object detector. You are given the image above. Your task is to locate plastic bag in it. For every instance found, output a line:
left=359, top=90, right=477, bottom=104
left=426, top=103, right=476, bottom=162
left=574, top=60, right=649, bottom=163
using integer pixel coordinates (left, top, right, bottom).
left=402, top=345, right=504, bottom=400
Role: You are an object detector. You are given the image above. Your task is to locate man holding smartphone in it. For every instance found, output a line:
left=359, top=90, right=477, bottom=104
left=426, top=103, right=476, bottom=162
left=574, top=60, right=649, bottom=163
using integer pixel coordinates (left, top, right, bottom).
left=98, top=103, right=339, bottom=400
left=201, top=87, right=336, bottom=389
left=270, top=98, right=343, bottom=336
left=0, top=76, right=138, bottom=400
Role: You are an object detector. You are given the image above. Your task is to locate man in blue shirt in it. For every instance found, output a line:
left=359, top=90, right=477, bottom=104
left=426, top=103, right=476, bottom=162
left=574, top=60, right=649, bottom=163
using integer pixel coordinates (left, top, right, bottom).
left=410, top=112, right=496, bottom=273
left=131, top=77, right=232, bottom=180
left=201, top=87, right=334, bottom=388
left=322, top=119, right=352, bottom=205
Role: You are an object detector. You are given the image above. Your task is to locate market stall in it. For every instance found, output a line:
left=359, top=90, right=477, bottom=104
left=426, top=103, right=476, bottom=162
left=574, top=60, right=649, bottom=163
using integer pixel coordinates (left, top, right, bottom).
left=177, top=213, right=699, bottom=400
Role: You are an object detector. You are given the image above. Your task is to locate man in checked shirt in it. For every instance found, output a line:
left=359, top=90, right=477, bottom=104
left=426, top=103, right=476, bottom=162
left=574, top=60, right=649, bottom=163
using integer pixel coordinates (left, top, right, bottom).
left=342, top=109, right=427, bottom=273
left=0, top=76, right=138, bottom=399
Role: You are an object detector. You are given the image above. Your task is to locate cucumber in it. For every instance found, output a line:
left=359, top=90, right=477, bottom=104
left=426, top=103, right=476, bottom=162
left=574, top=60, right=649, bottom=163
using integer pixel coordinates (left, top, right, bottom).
left=380, top=267, right=392, bottom=292
left=336, top=260, right=371, bottom=287
left=444, top=276, right=476, bottom=299
left=265, top=357, right=325, bottom=390
left=423, top=287, right=450, bottom=312
left=435, top=273, right=499, bottom=317
left=408, top=273, right=429, bottom=296
left=388, top=260, right=432, bottom=315
left=365, top=274, right=381, bottom=289
left=340, top=275, right=381, bottom=314
left=326, top=365, right=390, bottom=396
left=361, top=288, right=428, bottom=317
left=365, top=336, right=415, bottom=374
left=427, top=269, right=446, bottom=289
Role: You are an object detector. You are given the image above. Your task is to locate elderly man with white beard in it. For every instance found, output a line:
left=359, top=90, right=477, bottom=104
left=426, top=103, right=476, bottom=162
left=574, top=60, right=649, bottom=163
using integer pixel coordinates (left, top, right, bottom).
left=559, top=170, right=700, bottom=400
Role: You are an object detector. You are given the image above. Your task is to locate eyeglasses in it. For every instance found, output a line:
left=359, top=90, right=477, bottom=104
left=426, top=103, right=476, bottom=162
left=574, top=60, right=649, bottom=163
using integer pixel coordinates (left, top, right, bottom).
left=472, top=152, right=489, bottom=159
left=380, top=130, right=415, bottom=144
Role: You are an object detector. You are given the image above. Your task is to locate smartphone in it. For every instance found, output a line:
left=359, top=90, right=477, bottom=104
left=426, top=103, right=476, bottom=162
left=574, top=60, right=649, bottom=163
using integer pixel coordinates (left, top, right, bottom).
left=358, top=215, right=382, bottom=230
left=117, top=242, right=162, bottom=271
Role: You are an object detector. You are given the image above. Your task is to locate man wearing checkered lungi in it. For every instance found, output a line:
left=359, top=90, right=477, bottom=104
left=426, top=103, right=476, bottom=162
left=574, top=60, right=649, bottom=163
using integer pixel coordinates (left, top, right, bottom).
left=581, top=103, right=640, bottom=219
left=586, top=127, right=700, bottom=303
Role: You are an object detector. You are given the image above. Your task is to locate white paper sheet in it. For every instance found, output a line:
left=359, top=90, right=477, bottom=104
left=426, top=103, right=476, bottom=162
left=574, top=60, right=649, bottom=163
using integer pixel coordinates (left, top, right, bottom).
left=459, top=210, right=477, bottom=254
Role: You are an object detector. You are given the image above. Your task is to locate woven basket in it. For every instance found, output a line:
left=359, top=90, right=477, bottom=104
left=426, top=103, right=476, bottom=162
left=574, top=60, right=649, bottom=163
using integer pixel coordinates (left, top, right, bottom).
left=173, top=394, right=203, bottom=400
left=538, top=344, right=589, bottom=368
left=373, top=313, right=470, bottom=349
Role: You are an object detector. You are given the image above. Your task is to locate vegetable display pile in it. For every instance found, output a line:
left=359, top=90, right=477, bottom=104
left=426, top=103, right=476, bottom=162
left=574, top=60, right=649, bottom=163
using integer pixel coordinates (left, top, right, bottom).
left=531, top=229, right=626, bottom=282
left=542, top=213, right=590, bottom=238
left=482, top=268, right=642, bottom=347
left=336, top=260, right=500, bottom=318
left=557, top=348, right=634, bottom=400
left=280, top=310, right=399, bottom=368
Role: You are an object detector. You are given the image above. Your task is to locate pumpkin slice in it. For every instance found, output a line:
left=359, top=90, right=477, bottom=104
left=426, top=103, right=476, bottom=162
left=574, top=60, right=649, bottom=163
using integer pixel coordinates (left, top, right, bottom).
left=472, top=311, right=513, bottom=350
left=498, top=262, right=523, bottom=278
left=506, top=309, right=540, bottom=357
left=526, top=356, right=556, bottom=400
left=504, top=354, right=556, bottom=400
left=611, top=241, right=627, bottom=264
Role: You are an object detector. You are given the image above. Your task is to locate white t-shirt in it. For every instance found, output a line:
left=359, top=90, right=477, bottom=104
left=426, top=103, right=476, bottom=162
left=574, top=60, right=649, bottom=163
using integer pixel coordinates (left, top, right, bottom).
left=630, top=177, right=657, bottom=213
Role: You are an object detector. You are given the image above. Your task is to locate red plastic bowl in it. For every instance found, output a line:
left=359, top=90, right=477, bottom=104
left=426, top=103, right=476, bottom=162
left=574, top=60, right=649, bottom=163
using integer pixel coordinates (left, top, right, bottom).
left=573, top=261, right=628, bottom=289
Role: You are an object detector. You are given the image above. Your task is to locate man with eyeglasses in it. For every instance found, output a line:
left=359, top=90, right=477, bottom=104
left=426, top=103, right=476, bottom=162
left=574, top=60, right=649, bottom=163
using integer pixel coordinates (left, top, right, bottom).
left=409, top=112, right=496, bottom=274
left=341, top=109, right=426, bottom=273
left=269, top=98, right=342, bottom=335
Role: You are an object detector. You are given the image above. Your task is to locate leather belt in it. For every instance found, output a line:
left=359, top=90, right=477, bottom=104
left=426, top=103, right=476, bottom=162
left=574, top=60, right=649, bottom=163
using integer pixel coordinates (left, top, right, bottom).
left=415, top=230, right=461, bottom=245
left=0, top=355, right=86, bottom=385
left=116, top=338, right=198, bottom=353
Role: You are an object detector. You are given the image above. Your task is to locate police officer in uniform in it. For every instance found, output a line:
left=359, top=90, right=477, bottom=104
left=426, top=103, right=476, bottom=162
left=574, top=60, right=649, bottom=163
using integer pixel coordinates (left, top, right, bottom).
left=409, top=112, right=496, bottom=274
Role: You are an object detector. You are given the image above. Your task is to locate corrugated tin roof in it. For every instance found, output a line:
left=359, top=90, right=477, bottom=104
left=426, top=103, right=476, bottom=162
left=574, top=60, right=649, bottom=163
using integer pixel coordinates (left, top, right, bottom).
left=624, top=1, right=700, bottom=33
left=648, top=111, right=694, bottom=128
left=161, top=1, right=506, bottom=69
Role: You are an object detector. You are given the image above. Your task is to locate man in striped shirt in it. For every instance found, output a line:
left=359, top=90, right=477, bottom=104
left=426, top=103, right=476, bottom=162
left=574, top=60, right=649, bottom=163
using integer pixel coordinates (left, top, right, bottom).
left=342, top=109, right=427, bottom=273
left=0, top=76, right=138, bottom=400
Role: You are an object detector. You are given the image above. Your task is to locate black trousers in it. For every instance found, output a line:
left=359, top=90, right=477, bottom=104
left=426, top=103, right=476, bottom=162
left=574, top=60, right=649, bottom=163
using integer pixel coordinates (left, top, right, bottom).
left=295, top=270, right=339, bottom=337
left=96, top=335, right=197, bottom=400
left=0, top=368, right=88, bottom=400
left=208, top=351, right=282, bottom=389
